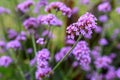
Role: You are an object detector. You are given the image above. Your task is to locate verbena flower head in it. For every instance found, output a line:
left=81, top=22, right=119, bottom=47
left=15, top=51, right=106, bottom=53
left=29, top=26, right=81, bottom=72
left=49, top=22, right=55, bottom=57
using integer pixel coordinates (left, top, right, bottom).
left=42, top=30, right=55, bottom=39
left=16, top=31, right=27, bottom=41
left=7, top=29, right=18, bottom=39
left=55, top=46, right=71, bottom=62
left=45, top=2, right=72, bottom=17
left=0, top=7, right=10, bottom=14
left=0, top=56, right=12, bottom=67
left=116, top=7, right=120, bottom=14
left=27, top=48, right=33, bottom=54
left=91, top=46, right=101, bottom=59
left=94, top=26, right=102, bottom=33
left=17, top=0, right=34, bottom=13
left=36, top=38, right=45, bottom=45
left=67, top=12, right=97, bottom=39
left=72, top=41, right=91, bottom=66
left=37, top=14, right=62, bottom=26
left=99, top=15, right=108, bottom=22
left=98, top=2, right=111, bottom=12
left=94, top=56, right=112, bottom=69
left=99, top=38, right=108, bottom=46
left=34, top=0, right=48, bottom=13
left=7, top=40, right=21, bottom=50
left=116, top=68, right=120, bottom=78
left=36, top=49, right=51, bottom=79
left=79, top=0, right=90, bottom=5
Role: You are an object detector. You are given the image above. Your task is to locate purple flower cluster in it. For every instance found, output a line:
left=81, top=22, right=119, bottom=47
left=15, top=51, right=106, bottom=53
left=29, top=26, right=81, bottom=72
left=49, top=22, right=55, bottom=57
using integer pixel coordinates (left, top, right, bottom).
left=7, top=40, right=21, bottom=50
left=94, top=56, right=112, bottom=69
left=17, top=0, right=34, bottom=13
left=0, top=41, right=6, bottom=53
left=42, top=30, right=55, bottom=39
left=99, top=15, right=108, bottom=23
left=0, top=56, right=12, bottom=67
left=66, top=12, right=97, bottom=39
left=99, top=38, right=108, bottom=46
left=7, top=29, right=18, bottom=39
left=0, top=7, right=10, bottom=14
left=116, top=7, right=120, bottom=14
left=98, top=2, right=111, bottom=12
left=91, top=46, right=101, bottom=59
left=37, top=14, right=62, bottom=26
left=55, top=46, right=71, bottom=62
left=36, top=38, right=45, bottom=45
left=45, top=2, right=72, bottom=17
left=72, top=41, right=91, bottom=66
left=36, top=49, right=51, bottom=79
left=16, top=31, right=27, bottom=41
left=79, top=0, right=90, bottom=5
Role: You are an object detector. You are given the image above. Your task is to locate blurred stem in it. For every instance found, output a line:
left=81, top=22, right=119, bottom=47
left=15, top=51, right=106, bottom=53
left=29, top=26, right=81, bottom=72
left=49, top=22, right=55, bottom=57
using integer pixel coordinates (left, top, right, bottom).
left=9, top=49, right=25, bottom=80
left=32, top=34, right=37, bottom=55
left=53, top=35, right=82, bottom=71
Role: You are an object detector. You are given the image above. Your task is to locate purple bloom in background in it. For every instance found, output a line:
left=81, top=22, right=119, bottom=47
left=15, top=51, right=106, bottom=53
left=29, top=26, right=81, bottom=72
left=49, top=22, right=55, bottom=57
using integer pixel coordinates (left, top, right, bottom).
left=0, top=7, right=10, bottom=14
left=94, top=56, right=112, bottom=69
left=17, top=0, right=34, bottom=13
left=30, top=58, right=36, bottom=67
left=72, top=41, right=91, bottom=66
left=55, top=46, right=71, bottom=62
left=98, top=2, right=111, bottom=12
left=36, top=38, right=45, bottom=45
left=66, top=39, right=75, bottom=45
left=116, top=68, right=120, bottom=78
left=7, top=29, right=18, bottom=39
left=109, top=53, right=116, bottom=60
left=116, top=7, right=120, bottom=14
left=90, top=72, right=103, bottom=80
left=7, top=40, right=21, bottom=50
left=36, top=49, right=51, bottom=79
left=42, top=30, right=55, bottom=39
left=45, top=2, right=72, bottom=17
left=91, top=46, right=101, bottom=59
left=111, top=29, right=120, bottom=40
left=94, top=26, right=102, bottom=33
left=72, top=7, right=79, bottom=14
left=0, top=56, right=12, bottom=67
left=0, top=41, right=6, bottom=53
left=16, top=31, right=27, bottom=41
left=79, top=0, right=90, bottom=5
left=34, top=0, right=48, bottom=13
left=99, top=38, right=108, bottom=46
left=37, top=14, right=62, bottom=26
left=27, top=48, right=33, bottom=54
left=99, top=15, right=108, bottom=22
left=67, top=12, right=97, bottom=39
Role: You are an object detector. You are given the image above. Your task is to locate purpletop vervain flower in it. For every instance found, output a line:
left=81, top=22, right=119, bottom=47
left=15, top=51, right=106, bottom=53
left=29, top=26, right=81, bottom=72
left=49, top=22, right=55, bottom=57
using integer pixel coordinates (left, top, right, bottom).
left=7, top=29, right=18, bottom=39
left=116, top=7, right=120, bottom=14
left=91, top=46, right=101, bottom=59
left=7, top=40, right=21, bottom=50
left=55, top=46, right=71, bottom=62
left=16, top=31, right=27, bottom=41
left=116, top=68, right=120, bottom=78
left=27, top=48, right=33, bottom=54
left=94, top=26, right=102, bottom=33
left=98, top=2, right=111, bottom=12
left=17, top=0, right=34, bottom=13
left=66, top=12, right=97, bottom=39
left=72, top=41, right=91, bottom=66
left=99, top=15, right=108, bottom=23
left=79, top=0, right=90, bottom=5
left=36, top=38, right=45, bottom=45
left=0, top=7, right=10, bottom=14
left=37, top=14, right=62, bottom=26
left=94, top=56, right=112, bottom=69
left=99, top=38, right=108, bottom=46
left=0, top=56, right=12, bottom=67
left=45, top=2, right=72, bottom=17
left=36, top=49, right=51, bottom=79
left=42, top=30, right=55, bottom=39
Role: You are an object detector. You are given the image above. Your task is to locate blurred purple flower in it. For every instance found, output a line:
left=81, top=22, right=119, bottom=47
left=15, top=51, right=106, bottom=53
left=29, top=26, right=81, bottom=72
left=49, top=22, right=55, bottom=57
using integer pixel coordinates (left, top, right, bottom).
left=111, top=29, right=120, bottom=40
left=72, top=7, right=79, bottom=14
left=45, top=2, right=72, bottom=17
left=17, top=0, right=34, bottom=13
left=98, top=2, right=111, bottom=12
left=37, top=14, right=62, bottom=26
left=72, top=41, right=91, bottom=66
left=27, top=48, right=33, bottom=54
left=0, top=56, right=12, bottom=67
left=99, top=38, right=108, bottom=46
left=36, top=38, right=45, bottom=45
left=66, top=39, right=75, bottom=45
left=30, top=58, right=36, bottom=67
left=34, top=0, right=48, bottom=13
left=7, top=40, right=21, bottom=50
left=79, top=0, right=90, bottom=5
left=116, top=68, right=120, bottom=78
left=94, top=56, right=112, bottom=69
left=55, top=46, right=71, bottom=62
left=16, top=31, right=27, bottom=41
left=116, top=7, right=120, bottom=14
left=7, top=29, right=18, bottom=39
left=94, top=26, right=102, bottom=33
left=42, top=30, right=55, bottom=39
left=66, top=12, right=97, bottom=39
left=99, top=15, right=108, bottom=22
left=91, top=46, right=101, bottom=59
left=0, top=7, right=10, bottom=14
left=36, top=49, right=51, bottom=79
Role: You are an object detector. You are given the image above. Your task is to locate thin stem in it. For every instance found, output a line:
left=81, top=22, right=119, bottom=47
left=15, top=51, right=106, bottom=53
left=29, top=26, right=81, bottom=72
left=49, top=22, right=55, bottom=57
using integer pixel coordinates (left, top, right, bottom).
left=32, top=34, right=37, bottom=55
left=9, top=49, right=25, bottom=80
left=53, top=35, right=82, bottom=71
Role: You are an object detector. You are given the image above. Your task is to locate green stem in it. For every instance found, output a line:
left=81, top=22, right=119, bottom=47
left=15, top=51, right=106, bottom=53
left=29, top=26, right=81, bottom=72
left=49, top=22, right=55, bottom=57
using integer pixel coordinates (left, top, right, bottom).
left=53, top=35, right=82, bottom=71
left=32, top=34, right=37, bottom=55
left=9, top=49, right=25, bottom=80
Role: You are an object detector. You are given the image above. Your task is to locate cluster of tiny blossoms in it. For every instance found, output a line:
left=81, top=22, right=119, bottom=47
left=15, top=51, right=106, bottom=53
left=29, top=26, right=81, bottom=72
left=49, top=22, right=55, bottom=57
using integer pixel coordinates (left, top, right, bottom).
left=45, top=2, right=72, bottom=17
left=98, top=2, right=111, bottom=12
left=72, top=41, right=91, bottom=66
left=36, top=49, right=51, bottom=80
left=66, top=12, right=97, bottom=39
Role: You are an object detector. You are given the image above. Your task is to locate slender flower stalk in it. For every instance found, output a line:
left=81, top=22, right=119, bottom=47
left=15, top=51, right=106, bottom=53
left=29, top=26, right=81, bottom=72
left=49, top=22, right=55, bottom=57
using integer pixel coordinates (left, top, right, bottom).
left=53, top=35, right=82, bottom=71
left=32, top=34, right=37, bottom=55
